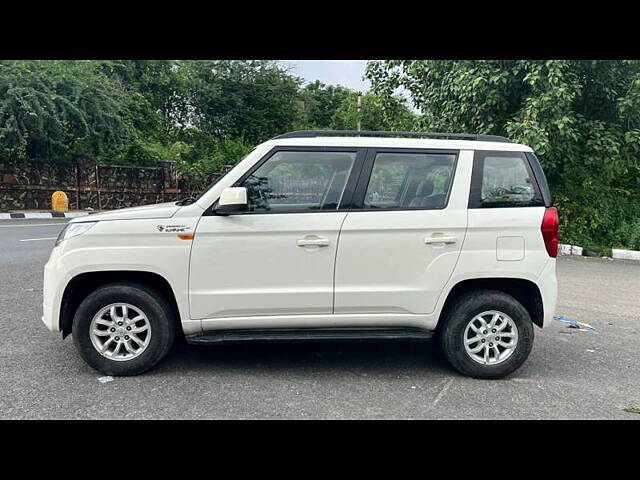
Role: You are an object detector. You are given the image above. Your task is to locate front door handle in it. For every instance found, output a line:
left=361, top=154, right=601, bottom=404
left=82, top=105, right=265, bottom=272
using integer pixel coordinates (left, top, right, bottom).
left=424, top=235, right=457, bottom=245
left=297, top=237, right=329, bottom=248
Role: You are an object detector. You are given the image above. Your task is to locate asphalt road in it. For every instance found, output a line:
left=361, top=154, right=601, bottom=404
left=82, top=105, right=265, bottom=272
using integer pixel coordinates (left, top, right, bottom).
left=1, top=218, right=639, bottom=419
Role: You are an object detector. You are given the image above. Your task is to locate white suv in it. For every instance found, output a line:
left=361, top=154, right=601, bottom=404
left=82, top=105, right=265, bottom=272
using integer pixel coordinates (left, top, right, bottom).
left=42, top=130, right=558, bottom=379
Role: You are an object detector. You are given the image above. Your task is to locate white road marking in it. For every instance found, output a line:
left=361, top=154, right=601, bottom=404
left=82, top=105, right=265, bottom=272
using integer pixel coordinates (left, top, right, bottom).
left=0, top=223, right=68, bottom=228
left=20, top=237, right=57, bottom=242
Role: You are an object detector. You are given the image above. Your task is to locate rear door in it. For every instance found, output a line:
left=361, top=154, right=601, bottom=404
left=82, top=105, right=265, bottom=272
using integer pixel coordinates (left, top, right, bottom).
left=334, top=148, right=471, bottom=316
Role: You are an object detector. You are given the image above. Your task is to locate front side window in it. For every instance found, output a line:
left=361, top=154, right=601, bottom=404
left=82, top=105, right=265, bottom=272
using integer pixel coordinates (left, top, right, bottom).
left=472, top=152, right=544, bottom=208
left=240, top=150, right=356, bottom=213
left=363, top=152, right=456, bottom=210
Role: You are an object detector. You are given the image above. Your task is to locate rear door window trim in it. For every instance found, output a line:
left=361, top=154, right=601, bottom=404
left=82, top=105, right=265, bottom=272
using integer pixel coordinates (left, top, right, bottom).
left=349, top=147, right=460, bottom=211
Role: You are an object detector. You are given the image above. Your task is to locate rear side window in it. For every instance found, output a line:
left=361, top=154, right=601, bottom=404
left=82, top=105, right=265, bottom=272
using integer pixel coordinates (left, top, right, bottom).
left=469, top=151, right=544, bottom=208
left=362, top=152, right=456, bottom=210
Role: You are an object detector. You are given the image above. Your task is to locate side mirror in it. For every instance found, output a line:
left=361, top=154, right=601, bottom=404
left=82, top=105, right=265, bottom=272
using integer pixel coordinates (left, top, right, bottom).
left=214, top=187, right=248, bottom=215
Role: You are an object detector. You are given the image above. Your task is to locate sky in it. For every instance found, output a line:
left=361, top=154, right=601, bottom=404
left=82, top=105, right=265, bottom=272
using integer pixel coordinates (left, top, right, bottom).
left=281, top=60, right=417, bottom=112
left=281, top=60, right=371, bottom=92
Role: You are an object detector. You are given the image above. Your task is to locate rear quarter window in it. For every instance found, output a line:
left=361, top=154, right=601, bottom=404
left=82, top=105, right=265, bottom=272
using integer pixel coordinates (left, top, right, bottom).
left=469, top=151, right=545, bottom=208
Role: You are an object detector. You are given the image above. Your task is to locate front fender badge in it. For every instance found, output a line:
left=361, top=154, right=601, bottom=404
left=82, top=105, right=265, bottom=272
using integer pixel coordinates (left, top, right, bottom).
left=156, top=224, right=191, bottom=233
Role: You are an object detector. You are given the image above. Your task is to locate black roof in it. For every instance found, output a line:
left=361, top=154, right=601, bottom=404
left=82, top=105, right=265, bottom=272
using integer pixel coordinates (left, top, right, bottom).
left=271, top=130, right=512, bottom=143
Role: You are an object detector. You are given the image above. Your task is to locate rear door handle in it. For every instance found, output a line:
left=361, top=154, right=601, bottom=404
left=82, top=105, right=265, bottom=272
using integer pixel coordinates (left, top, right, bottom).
left=424, top=236, right=457, bottom=245
left=297, top=237, right=329, bottom=247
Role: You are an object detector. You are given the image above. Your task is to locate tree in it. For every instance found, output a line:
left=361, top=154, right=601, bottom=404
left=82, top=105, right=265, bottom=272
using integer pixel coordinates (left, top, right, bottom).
left=366, top=60, right=640, bottom=250
left=92, top=60, right=193, bottom=166
left=330, top=91, right=415, bottom=131
left=296, top=80, right=353, bottom=129
left=98, top=60, right=189, bottom=137
left=182, top=60, right=301, bottom=144
left=0, top=61, right=133, bottom=161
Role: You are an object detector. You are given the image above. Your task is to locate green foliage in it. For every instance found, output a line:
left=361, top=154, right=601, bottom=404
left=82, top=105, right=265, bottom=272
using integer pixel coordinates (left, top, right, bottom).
left=330, top=91, right=415, bottom=131
left=172, top=134, right=253, bottom=193
left=616, top=218, right=640, bottom=251
left=112, top=141, right=162, bottom=167
left=0, top=61, right=132, bottom=161
left=0, top=60, right=419, bottom=188
left=182, top=60, right=302, bottom=144
left=296, top=81, right=353, bottom=129
left=367, top=60, right=640, bottom=250
left=98, top=60, right=189, bottom=132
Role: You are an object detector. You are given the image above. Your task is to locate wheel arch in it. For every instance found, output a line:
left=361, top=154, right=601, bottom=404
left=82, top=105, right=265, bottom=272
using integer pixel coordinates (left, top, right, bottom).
left=59, top=271, right=182, bottom=338
left=438, top=277, right=544, bottom=330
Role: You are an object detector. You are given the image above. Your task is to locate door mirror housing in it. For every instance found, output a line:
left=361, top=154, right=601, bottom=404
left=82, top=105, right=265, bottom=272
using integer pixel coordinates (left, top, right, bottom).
left=214, top=187, right=248, bottom=215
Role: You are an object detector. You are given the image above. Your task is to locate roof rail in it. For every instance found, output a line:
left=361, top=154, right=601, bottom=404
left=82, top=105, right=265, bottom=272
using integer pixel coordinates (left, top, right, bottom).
left=271, top=130, right=512, bottom=143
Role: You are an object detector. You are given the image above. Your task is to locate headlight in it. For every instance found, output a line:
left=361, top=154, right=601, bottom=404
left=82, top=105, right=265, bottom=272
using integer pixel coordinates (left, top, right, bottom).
left=55, top=222, right=97, bottom=247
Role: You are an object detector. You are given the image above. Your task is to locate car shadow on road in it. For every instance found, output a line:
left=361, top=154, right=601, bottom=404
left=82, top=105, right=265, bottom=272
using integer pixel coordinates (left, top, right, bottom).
left=157, top=339, right=455, bottom=377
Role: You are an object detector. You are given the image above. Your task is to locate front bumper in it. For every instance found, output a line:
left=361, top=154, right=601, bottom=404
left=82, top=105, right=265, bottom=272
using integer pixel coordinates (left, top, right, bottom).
left=42, top=246, right=70, bottom=332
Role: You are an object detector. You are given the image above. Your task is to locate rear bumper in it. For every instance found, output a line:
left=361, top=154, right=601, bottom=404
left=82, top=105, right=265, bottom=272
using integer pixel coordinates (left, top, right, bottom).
left=536, top=258, right=558, bottom=327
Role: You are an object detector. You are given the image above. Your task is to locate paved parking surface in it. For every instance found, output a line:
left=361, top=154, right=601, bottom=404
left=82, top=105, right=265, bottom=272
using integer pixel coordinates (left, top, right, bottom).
left=1, top=219, right=639, bottom=419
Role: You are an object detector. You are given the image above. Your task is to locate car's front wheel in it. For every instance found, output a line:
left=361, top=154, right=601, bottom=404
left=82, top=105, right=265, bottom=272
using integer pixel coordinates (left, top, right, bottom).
left=72, top=283, right=176, bottom=376
left=439, top=289, right=534, bottom=379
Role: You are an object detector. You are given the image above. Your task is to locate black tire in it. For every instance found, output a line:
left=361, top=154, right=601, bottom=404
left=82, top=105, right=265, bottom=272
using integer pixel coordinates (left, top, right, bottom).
left=72, top=283, right=176, bottom=376
left=439, top=289, right=534, bottom=379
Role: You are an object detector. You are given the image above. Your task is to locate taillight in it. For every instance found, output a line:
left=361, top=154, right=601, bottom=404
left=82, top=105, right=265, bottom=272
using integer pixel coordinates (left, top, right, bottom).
left=541, top=207, right=559, bottom=257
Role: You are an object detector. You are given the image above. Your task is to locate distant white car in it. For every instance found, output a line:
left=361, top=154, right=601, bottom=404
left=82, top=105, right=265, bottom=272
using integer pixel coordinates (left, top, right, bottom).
left=42, top=130, right=558, bottom=379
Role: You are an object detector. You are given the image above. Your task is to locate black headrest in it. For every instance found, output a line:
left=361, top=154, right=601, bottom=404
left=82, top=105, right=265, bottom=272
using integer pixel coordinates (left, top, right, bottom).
left=416, top=179, right=434, bottom=197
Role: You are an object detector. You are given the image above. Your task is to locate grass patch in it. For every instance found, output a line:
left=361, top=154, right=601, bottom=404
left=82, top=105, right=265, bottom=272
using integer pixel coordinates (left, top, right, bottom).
left=623, top=407, right=640, bottom=414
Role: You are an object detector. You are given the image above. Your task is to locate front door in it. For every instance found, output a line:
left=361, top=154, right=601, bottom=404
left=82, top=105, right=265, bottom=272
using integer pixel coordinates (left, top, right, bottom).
left=334, top=148, right=470, bottom=316
left=189, top=147, right=363, bottom=320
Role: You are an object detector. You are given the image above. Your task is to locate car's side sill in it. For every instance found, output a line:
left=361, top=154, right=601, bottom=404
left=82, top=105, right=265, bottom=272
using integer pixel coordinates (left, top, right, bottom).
left=198, top=312, right=438, bottom=333
left=186, top=327, right=434, bottom=345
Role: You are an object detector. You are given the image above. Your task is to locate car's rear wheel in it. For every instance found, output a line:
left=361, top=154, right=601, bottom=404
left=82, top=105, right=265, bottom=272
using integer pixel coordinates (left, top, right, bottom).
left=72, top=283, right=175, bottom=376
left=439, top=289, right=534, bottom=379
